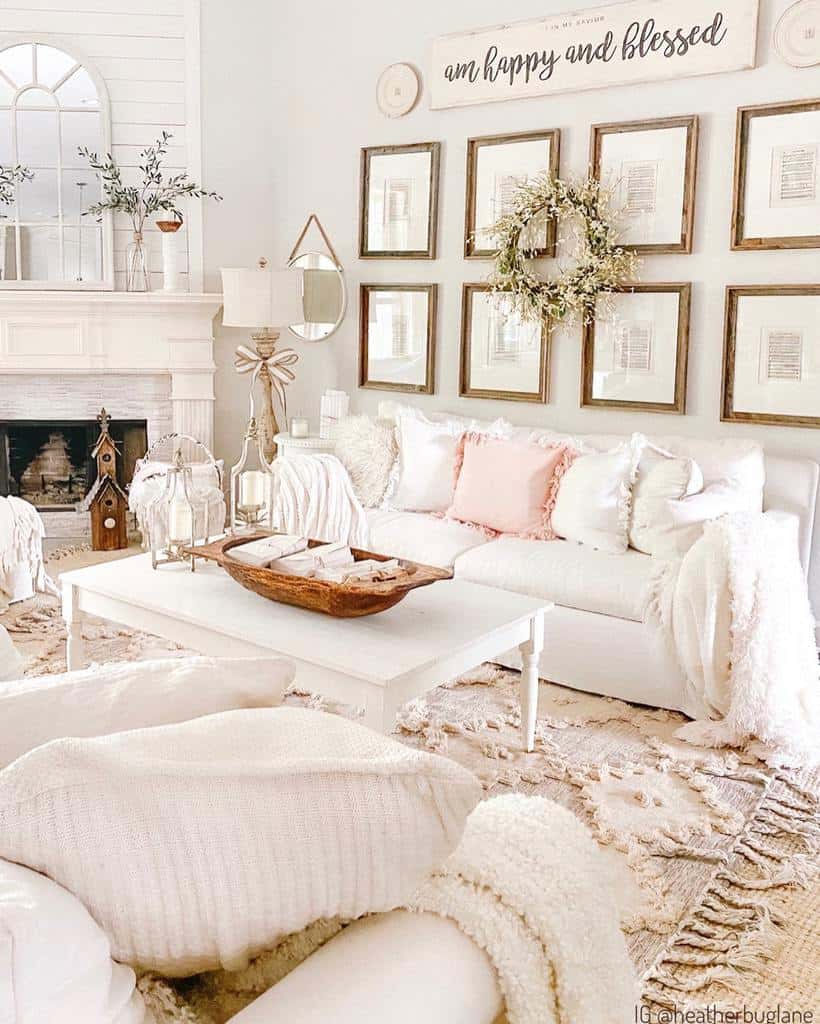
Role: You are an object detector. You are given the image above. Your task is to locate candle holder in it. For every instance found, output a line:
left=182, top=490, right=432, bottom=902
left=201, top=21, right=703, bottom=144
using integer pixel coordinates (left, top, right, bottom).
left=148, top=449, right=207, bottom=570
left=230, top=416, right=274, bottom=533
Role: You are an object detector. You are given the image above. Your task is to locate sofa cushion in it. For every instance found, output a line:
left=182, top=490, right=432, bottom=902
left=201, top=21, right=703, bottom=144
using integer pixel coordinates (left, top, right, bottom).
left=454, top=536, right=654, bottom=622
left=0, top=707, right=482, bottom=976
left=366, top=509, right=489, bottom=568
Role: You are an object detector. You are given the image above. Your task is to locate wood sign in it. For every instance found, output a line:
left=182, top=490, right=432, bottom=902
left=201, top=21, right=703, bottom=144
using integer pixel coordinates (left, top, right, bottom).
left=430, top=0, right=759, bottom=110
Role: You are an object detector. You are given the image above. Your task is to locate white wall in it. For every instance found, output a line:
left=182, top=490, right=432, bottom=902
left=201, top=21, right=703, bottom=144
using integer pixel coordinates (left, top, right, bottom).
left=263, top=0, right=820, bottom=613
left=0, top=0, right=202, bottom=290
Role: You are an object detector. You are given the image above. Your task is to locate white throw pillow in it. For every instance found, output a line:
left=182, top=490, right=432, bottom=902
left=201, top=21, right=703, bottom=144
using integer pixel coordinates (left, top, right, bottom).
left=0, top=624, right=22, bottom=682
left=651, top=437, right=765, bottom=511
left=641, top=482, right=753, bottom=560
left=0, top=655, right=293, bottom=769
left=388, top=407, right=510, bottom=513
left=0, top=707, right=482, bottom=976
left=550, top=442, right=640, bottom=554
left=630, top=440, right=704, bottom=555
left=333, top=415, right=398, bottom=509
left=0, top=858, right=145, bottom=1023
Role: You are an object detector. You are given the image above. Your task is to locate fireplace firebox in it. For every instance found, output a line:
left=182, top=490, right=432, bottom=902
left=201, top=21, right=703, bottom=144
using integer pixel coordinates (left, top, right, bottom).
left=0, top=419, right=148, bottom=510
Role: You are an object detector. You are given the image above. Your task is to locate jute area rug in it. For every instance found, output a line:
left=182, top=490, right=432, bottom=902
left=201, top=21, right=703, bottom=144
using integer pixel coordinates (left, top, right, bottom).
left=2, top=547, right=817, bottom=1023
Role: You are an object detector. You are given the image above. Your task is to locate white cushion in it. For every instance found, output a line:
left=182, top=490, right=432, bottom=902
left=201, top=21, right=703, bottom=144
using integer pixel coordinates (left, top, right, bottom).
left=641, top=483, right=754, bottom=560
left=366, top=509, right=489, bottom=568
left=550, top=443, right=639, bottom=554
left=0, top=655, right=293, bottom=769
left=650, top=437, right=765, bottom=507
left=0, top=859, right=145, bottom=1024
left=0, top=707, right=481, bottom=976
left=0, top=624, right=22, bottom=682
left=630, top=440, right=704, bottom=555
left=387, top=407, right=510, bottom=514
left=454, top=536, right=653, bottom=622
left=334, top=415, right=398, bottom=509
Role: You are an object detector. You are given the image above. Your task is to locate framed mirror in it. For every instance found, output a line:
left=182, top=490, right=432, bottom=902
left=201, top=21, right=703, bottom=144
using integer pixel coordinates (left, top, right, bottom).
left=359, top=283, right=437, bottom=393
left=0, top=40, right=113, bottom=289
left=287, top=214, right=346, bottom=340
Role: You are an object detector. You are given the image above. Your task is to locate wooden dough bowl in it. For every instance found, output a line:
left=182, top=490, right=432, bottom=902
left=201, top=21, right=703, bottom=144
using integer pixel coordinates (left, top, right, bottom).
left=187, top=533, right=453, bottom=617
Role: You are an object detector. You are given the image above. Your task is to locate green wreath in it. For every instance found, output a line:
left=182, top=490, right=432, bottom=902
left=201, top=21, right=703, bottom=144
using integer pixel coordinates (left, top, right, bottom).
left=487, top=174, right=639, bottom=326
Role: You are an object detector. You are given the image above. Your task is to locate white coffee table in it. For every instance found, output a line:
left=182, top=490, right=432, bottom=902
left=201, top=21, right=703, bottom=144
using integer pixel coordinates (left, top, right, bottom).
left=61, top=553, right=552, bottom=750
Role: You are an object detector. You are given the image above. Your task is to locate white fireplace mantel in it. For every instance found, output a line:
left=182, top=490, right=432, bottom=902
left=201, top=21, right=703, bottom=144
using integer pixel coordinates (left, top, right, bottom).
left=0, top=291, right=223, bottom=452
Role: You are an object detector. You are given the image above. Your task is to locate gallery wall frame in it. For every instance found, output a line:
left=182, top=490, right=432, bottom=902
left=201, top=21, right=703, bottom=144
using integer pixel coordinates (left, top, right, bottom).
left=459, top=283, right=550, bottom=403
left=464, top=128, right=561, bottom=259
left=358, top=142, right=441, bottom=259
left=590, top=115, right=699, bottom=254
left=581, top=283, right=691, bottom=414
left=731, top=98, right=820, bottom=250
left=722, top=284, right=820, bottom=428
left=359, top=283, right=438, bottom=394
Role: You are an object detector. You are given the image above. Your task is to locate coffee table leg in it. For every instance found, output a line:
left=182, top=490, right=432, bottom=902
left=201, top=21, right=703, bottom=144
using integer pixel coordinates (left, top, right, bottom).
left=519, top=610, right=544, bottom=753
left=62, top=583, right=87, bottom=672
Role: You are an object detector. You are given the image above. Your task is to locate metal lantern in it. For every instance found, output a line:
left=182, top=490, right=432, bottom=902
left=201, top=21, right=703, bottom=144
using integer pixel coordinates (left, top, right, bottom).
left=230, top=415, right=274, bottom=533
left=148, top=449, right=208, bottom=570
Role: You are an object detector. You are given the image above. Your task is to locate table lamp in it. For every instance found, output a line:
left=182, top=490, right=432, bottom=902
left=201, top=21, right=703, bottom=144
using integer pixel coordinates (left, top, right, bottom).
left=222, top=258, right=305, bottom=460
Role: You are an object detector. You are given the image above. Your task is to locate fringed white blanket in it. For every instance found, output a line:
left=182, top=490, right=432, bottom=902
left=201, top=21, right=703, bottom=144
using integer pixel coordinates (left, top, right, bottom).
left=407, top=793, right=636, bottom=1024
left=646, top=512, right=820, bottom=767
left=272, top=454, right=370, bottom=549
left=0, top=496, right=55, bottom=611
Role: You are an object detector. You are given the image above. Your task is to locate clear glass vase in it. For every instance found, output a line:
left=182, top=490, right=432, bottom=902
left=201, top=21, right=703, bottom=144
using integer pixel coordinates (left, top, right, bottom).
left=125, top=231, right=150, bottom=292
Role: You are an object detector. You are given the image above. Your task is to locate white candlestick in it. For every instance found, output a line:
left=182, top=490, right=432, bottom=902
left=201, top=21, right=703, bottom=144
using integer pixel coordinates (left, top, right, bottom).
left=161, top=230, right=180, bottom=292
left=239, top=469, right=266, bottom=509
left=168, top=500, right=192, bottom=543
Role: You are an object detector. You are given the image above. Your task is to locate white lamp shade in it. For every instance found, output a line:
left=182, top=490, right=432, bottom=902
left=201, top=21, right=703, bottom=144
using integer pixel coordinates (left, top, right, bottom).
left=221, top=266, right=305, bottom=329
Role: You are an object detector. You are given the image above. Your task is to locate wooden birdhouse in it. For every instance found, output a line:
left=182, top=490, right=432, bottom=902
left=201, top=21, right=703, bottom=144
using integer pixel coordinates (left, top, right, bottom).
left=83, top=409, right=129, bottom=551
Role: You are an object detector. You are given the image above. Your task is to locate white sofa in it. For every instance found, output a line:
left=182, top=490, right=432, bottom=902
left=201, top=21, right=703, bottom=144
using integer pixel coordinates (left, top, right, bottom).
left=338, top=418, right=819, bottom=716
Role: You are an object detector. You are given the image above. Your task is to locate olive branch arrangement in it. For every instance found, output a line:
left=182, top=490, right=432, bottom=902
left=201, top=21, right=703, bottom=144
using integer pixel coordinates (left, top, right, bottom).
left=0, top=165, right=34, bottom=208
left=78, top=130, right=221, bottom=232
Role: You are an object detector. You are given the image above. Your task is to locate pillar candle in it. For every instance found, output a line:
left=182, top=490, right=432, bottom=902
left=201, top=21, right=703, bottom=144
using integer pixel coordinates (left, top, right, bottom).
left=239, top=469, right=266, bottom=509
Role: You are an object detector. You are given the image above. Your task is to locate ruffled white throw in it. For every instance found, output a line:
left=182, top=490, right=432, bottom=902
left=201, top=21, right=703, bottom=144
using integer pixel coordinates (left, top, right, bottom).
left=0, top=495, right=54, bottom=610
left=272, top=453, right=370, bottom=548
left=407, top=793, right=636, bottom=1024
left=647, top=512, right=820, bottom=767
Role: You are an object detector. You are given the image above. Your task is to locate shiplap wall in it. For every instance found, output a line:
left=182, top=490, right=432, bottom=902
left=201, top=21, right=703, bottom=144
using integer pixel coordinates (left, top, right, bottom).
left=0, top=0, right=203, bottom=290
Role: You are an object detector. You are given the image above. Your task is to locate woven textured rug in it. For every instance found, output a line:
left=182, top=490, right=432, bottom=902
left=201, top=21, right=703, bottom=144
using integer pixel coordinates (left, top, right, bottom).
left=3, top=548, right=818, bottom=1023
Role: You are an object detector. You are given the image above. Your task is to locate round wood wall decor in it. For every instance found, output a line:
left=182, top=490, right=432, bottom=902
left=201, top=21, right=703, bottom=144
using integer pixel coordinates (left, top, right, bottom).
left=376, top=63, right=421, bottom=118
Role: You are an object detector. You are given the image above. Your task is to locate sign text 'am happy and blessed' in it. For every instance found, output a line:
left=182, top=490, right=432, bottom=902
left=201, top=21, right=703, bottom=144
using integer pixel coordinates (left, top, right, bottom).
left=430, top=0, right=759, bottom=109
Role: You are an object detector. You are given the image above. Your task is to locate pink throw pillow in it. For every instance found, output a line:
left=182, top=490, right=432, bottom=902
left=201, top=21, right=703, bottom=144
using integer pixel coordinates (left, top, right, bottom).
left=447, top=433, right=576, bottom=539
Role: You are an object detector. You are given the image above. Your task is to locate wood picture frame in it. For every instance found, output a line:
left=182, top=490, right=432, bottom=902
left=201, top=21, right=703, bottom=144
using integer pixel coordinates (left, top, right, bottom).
left=731, top=98, right=820, bottom=251
left=581, top=283, right=691, bottom=414
left=464, top=128, right=561, bottom=259
left=590, top=115, right=699, bottom=254
left=459, top=283, right=549, bottom=403
left=358, top=142, right=441, bottom=259
left=721, top=284, right=820, bottom=428
left=359, top=283, right=437, bottom=394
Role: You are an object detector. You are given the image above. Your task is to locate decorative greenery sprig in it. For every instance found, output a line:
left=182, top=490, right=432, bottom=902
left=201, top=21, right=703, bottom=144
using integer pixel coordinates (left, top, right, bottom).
left=78, top=130, right=221, bottom=232
left=0, top=165, right=33, bottom=207
left=487, top=173, right=639, bottom=327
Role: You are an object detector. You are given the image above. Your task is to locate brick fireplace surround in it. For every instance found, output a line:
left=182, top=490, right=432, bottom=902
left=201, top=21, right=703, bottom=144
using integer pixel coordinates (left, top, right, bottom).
left=0, top=291, right=223, bottom=541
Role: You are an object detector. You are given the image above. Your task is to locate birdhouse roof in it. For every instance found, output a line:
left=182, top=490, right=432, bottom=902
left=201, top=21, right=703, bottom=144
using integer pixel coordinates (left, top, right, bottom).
left=81, top=472, right=127, bottom=511
left=91, top=432, right=121, bottom=458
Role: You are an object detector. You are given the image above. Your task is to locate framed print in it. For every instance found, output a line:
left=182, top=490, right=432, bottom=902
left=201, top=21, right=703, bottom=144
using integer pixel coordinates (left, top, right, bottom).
left=582, top=283, right=691, bottom=414
left=464, top=129, right=560, bottom=258
left=359, top=284, right=437, bottom=393
left=722, top=285, right=820, bottom=428
left=732, top=99, right=820, bottom=250
left=460, top=284, right=549, bottom=402
left=359, top=142, right=441, bottom=258
left=590, top=116, right=699, bottom=254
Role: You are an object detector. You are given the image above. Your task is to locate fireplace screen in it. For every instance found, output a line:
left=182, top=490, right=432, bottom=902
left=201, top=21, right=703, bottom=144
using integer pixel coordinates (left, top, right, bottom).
left=0, top=419, right=147, bottom=508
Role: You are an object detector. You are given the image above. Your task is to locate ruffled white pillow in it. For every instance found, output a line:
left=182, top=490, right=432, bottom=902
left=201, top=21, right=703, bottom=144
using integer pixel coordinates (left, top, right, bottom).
left=630, top=440, right=704, bottom=555
left=386, top=407, right=511, bottom=514
left=334, top=415, right=398, bottom=509
left=550, top=440, right=641, bottom=554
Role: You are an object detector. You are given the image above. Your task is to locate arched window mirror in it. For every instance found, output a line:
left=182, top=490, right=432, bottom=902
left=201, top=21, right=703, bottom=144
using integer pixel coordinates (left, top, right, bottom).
left=0, top=40, right=112, bottom=289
